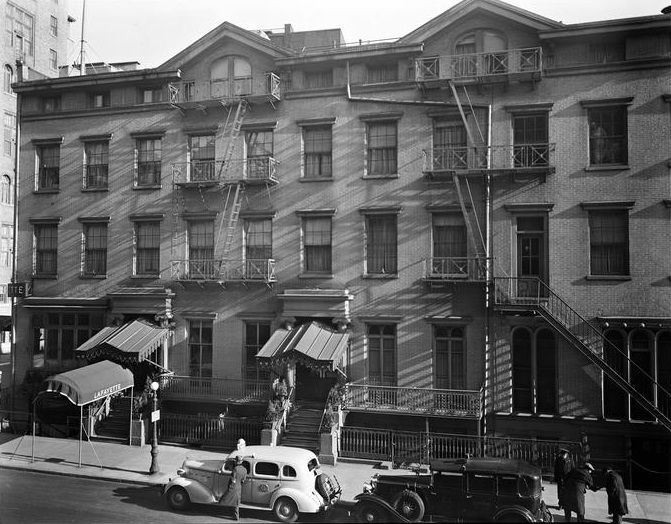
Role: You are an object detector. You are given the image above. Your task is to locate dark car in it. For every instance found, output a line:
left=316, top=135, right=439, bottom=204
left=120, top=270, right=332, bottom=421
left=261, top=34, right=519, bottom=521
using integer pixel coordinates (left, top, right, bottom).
left=352, top=457, right=553, bottom=523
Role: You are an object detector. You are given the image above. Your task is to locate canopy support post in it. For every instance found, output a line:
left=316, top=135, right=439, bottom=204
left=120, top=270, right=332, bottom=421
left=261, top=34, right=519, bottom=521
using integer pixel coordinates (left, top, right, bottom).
left=31, top=400, right=36, bottom=462
left=79, top=405, right=82, bottom=467
left=128, top=386, right=134, bottom=446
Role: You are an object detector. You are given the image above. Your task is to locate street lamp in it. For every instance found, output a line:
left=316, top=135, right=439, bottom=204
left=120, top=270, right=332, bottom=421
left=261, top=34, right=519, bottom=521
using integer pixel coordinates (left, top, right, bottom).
left=149, top=381, right=160, bottom=474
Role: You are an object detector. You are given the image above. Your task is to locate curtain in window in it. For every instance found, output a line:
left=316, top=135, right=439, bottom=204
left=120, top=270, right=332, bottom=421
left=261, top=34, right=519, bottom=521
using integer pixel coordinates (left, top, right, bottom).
left=304, top=127, right=332, bottom=177
left=84, top=223, right=107, bottom=275
left=36, top=224, right=57, bottom=274
left=244, top=219, right=272, bottom=278
left=367, top=215, right=397, bottom=273
left=137, top=138, right=161, bottom=185
left=589, top=211, right=628, bottom=275
left=367, top=324, right=396, bottom=386
left=433, top=214, right=467, bottom=271
left=38, top=145, right=60, bottom=189
left=304, top=217, right=331, bottom=272
left=189, top=135, right=215, bottom=181
left=188, top=221, right=214, bottom=277
left=367, top=122, right=397, bottom=174
left=136, top=222, right=160, bottom=274
left=589, top=107, right=627, bottom=165
left=435, top=326, right=465, bottom=389
left=434, top=119, right=467, bottom=169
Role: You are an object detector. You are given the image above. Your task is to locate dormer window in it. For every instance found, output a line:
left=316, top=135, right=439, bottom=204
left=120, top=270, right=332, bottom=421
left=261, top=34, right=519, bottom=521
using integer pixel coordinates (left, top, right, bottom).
left=210, top=56, right=252, bottom=98
left=304, top=69, right=333, bottom=89
left=89, top=92, right=110, bottom=109
left=452, top=30, right=508, bottom=77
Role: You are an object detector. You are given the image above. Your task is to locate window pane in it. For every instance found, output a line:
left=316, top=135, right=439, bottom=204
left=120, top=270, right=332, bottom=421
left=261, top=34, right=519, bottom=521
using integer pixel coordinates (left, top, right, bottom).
left=589, top=210, right=628, bottom=275
left=589, top=107, right=628, bottom=165
left=366, top=215, right=397, bottom=274
left=367, top=122, right=397, bottom=175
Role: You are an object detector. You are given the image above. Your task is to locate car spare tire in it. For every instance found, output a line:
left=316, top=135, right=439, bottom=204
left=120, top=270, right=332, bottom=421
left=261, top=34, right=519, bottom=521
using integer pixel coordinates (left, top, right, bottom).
left=393, top=490, right=425, bottom=522
left=315, top=472, right=336, bottom=501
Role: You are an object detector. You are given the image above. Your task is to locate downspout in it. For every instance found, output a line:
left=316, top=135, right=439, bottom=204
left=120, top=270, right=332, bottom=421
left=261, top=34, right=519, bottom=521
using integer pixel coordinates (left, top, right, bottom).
left=483, top=104, right=493, bottom=439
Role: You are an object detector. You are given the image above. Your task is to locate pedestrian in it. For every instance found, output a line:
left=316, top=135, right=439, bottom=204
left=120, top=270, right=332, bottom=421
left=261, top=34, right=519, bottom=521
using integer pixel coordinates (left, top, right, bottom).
left=553, top=448, right=574, bottom=509
left=563, top=462, right=598, bottom=522
left=219, top=455, right=247, bottom=521
left=602, top=466, right=628, bottom=524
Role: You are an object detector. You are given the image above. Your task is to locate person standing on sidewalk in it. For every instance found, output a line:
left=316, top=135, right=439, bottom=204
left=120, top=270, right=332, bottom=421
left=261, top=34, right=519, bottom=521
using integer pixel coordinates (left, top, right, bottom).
left=553, top=448, right=574, bottom=509
left=563, top=462, right=598, bottom=522
left=602, top=466, right=628, bottom=524
left=219, top=455, right=247, bottom=520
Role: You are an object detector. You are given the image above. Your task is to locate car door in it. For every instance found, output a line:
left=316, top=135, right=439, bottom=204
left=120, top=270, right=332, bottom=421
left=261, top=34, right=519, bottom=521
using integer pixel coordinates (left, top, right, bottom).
left=431, top=471, right=463, bottom=518
left=240, top=460, right=253, bottom=504
left=250, top=461, right=281, bottom=507
left=463, top=472, right=497, bottom=521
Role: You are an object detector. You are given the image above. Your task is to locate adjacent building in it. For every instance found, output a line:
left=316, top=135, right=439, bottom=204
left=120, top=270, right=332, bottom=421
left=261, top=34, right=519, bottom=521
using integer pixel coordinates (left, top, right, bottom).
left=9, top=0, right=671, bottom=489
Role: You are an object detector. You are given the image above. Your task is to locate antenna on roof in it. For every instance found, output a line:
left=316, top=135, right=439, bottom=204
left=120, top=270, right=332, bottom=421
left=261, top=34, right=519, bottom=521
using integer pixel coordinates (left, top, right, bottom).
left=79, top=0, right=86, bottom=75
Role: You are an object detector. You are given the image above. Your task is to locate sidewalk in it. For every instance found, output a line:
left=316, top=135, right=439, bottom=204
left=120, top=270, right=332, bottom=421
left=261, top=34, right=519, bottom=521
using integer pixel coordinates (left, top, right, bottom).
left=0, top=432, right=669, bottom=523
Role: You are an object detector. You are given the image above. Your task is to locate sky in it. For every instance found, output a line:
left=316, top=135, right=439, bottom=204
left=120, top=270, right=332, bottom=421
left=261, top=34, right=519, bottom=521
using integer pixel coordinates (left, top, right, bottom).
left=64, top=0, right=669, bottom=68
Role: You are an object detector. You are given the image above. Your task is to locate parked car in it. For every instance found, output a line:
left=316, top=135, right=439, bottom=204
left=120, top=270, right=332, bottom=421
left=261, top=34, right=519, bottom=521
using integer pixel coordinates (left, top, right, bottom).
left=163, top=445, right=341, bottom=522
left=353, top=457, right=553, bottom=523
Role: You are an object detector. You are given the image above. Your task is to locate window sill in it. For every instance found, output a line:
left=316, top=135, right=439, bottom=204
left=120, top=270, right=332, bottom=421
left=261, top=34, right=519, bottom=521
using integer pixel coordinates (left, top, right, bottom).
left=363, top=274, right=399, bottom=279
left=584, top=164, right=630, bottom=172
left=299, top=177, right=333, bottom=183
left=299, top=273, right=334, bottom=279
left=133, top=184, right=162, bottom=190
left=33, top=189, right=60, bottom=194
left=80, top=275, right=107, bottom=279
left=585, top=275, right=631, bottom=281
left=362, top=174, right=399, bottom=180
left=32, top=274, right=57, bottom=280
left=131, top=274, right=160, bottom=279
left=81, top=188, right=109, bottom=193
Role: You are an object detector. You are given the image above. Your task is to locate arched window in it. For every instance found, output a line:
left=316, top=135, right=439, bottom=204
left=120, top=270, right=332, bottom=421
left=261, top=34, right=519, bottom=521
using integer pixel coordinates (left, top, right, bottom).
left=512, top=328, right=532, bottom=412
left=0, top=175, right=11, bottom=204
left=210, top=56, right=252, bottom=98
left=4, top=65, right=14, bottom=94
left=536, top=329, right=557, bottom=414
left=630, top=330, right=654, bottom=420
left=603, top=330, right=628, bottom=419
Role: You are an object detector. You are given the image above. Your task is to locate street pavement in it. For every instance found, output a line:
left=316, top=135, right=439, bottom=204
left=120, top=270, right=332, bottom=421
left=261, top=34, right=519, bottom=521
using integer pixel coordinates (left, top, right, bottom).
left=0, top=431, right=669, bottom=523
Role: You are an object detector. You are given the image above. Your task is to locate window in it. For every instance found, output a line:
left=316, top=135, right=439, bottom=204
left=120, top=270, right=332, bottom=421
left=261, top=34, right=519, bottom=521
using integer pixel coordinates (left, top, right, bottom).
left=32, top=312, right=104, bottom=368
left=434, top=326, right=465, bottom=389
left=187, top=219, right=215, bottom=278
left=134, top=221, right=160, bottom=276
left=536, top=329, right=557, bottom=414
left=50, top=15, right=58, bottom=36
left=512, top=113, right=549, bottom=168
left=512, top=328, right=532, bottom=412
left=282, top=465, right=297, bottom=478
left=82, top=222, right=108, bottom=277
left=469, top=474, right=496, bottom=493
left=454, top=35, right=477, bottom=77
left=5, top=4, right=34, bottom=57
left=4, top=65, right=14, bottom=94
left=246, top=130, right=274, bottom=180
left=433, top=116, right=468, bottom=170
left=432, top=214, right=467, bottom=276
left=0, top=223, right=13, bottom=267
left=34, top=223, right=58, bottom=276
left=366, top=121, right=397, bottom=175
left=49, top=49, right=57, bottom=70
left=182, top=81, right=195, bottom=102
left=245, top=321, right=271, bottom=382
left=630, top=330, right=654, bottom=421
left=42, top=96, right=60, bottom=113
left=142, top=88, right=163, bottom=103
left=84, top=140, right=109, bottom=189
left=4, top=112, right=16, bottom=157
left=603, top=330, right=628, bottom=419
left=512, top=328, right=557, bottom=414
left=210, top=56, right=252, bottom=97
left=365, top=63, right=398, bottom=84
left=255, top=462, right=279, bottom=477
left=365, top=214, right=397, bottom=275
left=189, top=134, right=215, bottom=182
left=89, top=92, right=109, bottom=108
left=136, top=137, right=162, bottom=186
left=588, top=106, right=627, bottom=165
left=37, top=144, right=60, bottom=190
left=0, top=284, right=6, bottom=304
left=304, top=69, right=333, bottom=89
left=244, top=218, right=272, bottom=279
left=303, top=217, right=332, bottom=273
left=304, top=126, right=332, bottom=178
left=0, top=175, right=11, bottom=204
left=367, top=324, right=396, bottom=386
left=588, top=210, right=629, bottom=276
left=188, top=319, right=213, bottom=379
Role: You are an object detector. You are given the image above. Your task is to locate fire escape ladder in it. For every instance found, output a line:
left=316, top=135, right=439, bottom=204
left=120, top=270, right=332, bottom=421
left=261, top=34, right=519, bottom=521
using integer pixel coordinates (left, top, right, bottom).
left=170, top=163, right=187, bottom=279
left=495, top=277, right=671, bottom=432
left=216, top=98, right=248, bottom=182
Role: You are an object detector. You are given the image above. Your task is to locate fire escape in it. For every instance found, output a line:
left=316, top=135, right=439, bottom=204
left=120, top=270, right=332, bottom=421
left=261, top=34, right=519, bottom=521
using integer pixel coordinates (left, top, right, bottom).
left=169, top=73, right=281, bottom=285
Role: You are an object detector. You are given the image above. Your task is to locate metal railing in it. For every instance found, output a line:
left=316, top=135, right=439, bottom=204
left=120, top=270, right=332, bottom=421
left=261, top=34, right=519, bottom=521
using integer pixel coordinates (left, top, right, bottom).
left=343, top=383, right=481, bottom=418
left=171, top=157, right=279, bottom=185
left=494, top=277, right=671, bottom=430
left=160, top=413, right=263, bottom=449
left=169, top=258, right=277, bottom=283
left=423, top=257, right=486, bottom=281
left=423, top=144, right=555, bottom=172
left=340, top=426, right=580, bottom=475
left=415, top=47, right=542, bottom=82
left=160, top=375, right=268, bottom=402
left=169, top=73, right=281, bottom=103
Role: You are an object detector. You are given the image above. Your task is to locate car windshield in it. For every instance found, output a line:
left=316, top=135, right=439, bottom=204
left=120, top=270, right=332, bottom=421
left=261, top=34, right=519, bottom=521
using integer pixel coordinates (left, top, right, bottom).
left=307, top=458, right=320, bottom=472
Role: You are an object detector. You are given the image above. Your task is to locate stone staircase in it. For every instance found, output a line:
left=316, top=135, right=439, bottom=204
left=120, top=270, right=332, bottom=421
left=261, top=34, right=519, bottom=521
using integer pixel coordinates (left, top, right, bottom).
left=280, top=401, right=324, bottom=453
left=93, top=395, right=133, bottom=442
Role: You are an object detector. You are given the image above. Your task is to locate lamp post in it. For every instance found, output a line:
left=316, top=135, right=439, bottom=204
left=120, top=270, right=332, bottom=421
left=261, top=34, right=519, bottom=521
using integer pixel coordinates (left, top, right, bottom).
left=149, top=381, right=160, bottom=474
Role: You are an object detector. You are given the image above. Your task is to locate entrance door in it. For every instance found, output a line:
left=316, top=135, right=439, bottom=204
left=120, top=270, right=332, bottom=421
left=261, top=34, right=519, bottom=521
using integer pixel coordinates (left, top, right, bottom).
left=295, top=364, right=334, bottom=403
left=516, top=216, right=547, bottom=299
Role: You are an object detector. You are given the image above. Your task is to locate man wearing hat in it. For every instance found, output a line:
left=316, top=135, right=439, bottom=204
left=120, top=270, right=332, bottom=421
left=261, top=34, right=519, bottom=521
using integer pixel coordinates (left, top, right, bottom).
left=553, top=448, right=574, bottom=509
left=563, top=462, right=597, bottom=522
left=219, top=455, right=247, bottom=520
left=602, top=466, right=628, bottom=524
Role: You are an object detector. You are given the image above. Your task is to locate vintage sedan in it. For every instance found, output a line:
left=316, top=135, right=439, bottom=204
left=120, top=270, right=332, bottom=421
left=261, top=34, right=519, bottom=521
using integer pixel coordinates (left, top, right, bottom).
left=163, top=445, right=341, bottom=522
left=353, top=457, right=553, bottom=523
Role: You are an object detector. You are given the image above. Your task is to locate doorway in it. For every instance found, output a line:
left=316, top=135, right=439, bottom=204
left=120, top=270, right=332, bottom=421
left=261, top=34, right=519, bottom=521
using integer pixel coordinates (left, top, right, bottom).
left=515, top=215, right=547, bottom=298
left=295, top=364, right=335, bottom=403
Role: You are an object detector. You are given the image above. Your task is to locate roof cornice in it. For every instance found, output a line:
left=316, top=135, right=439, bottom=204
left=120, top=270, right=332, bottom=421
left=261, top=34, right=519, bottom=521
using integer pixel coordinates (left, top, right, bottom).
left=275, top=43, right=423, bottom=66
left=540, top=16, right=671, bottom=39
left=12, top=69, right=180, bottom=93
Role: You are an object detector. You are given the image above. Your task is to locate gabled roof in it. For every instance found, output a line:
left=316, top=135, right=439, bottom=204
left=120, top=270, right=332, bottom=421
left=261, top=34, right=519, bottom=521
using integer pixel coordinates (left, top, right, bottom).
left=159, top=21, right=293, bottom=71
left=399, top=0, right=563, bottom=44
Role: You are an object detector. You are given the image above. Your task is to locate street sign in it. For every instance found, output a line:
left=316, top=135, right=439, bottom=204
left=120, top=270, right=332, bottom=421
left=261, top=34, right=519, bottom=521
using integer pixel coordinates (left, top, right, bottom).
left=8, top=282, right=32, bottom=298
left=151, top=409, right=161, bottom=423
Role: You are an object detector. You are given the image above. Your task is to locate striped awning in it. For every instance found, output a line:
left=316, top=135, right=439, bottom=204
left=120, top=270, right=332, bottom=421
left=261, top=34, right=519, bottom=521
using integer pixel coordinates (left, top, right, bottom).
left=256, top=321, right=349, bottom=371
left=75, top=319, right=171, bottom=362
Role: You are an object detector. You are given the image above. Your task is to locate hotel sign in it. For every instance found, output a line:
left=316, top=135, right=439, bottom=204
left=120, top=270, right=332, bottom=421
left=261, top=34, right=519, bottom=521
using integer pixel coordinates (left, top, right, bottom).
left=93, top=383, right=123, bottom=400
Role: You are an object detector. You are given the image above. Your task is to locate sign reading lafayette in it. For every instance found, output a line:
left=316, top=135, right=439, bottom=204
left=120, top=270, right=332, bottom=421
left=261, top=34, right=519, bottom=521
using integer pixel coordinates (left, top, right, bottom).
left=93, top=383, right=123, bottom=400
left=8, top=282, right=32, bottom=298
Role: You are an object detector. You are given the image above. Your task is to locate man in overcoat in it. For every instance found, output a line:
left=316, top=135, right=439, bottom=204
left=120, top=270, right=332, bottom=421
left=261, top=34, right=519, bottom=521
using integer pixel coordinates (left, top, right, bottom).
left=563, top=462, right=597, bottom=522
left=219, top=455, right=247, bottom=520
left=553, top=448, right=574, bottom=509
left=602, top=466, right=628, bottom=524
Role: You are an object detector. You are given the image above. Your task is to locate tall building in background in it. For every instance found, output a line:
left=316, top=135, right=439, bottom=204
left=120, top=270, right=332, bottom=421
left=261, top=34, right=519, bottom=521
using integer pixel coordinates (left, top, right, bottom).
left=0, top=1, right=71, bottom=357
left=8, top=0, right=671, bottom=490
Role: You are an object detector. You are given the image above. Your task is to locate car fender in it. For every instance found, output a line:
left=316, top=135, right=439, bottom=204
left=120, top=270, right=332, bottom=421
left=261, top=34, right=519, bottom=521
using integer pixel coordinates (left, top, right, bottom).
left=492, top=505, right=537, bottom=522
left=270, top=487, right=322, bottom=514
left=353, top=493, right=410, bottom=522
left=165, top=477, right=217, bottom=505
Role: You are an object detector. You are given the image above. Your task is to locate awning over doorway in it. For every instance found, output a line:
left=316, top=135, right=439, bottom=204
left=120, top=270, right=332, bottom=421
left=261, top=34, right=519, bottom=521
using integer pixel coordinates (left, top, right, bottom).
left=43, top=360, right=134, bottom=406
left=257, top=321, right=349, bottom=371
left=74, top=319, right=170, bottom=362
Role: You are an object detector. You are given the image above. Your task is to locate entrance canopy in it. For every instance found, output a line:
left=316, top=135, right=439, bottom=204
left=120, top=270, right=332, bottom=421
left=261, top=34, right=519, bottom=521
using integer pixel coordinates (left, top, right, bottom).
left=43, top=360, right=134, bottom=406
left=75, top=319, right=170, bottom=362
left=257, top=321, right=349, bottom=371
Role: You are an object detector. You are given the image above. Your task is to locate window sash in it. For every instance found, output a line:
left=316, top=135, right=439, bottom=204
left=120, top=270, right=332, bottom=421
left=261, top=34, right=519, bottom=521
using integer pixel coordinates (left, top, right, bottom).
left=367, top=324, right=397, bottom=386
left=83, top=223, right=108, bottom=275
left=589, top=211, right=629, bottom=275
left=588, top=107, right=628, bottom=165
left=304, top=127, right=332, bottom=178
left=367, top=122, right=397, bottom=174
left=38, top=145, right=60, bottom=189
left=188, top=320, right=213, bottom=378
left=136, top=222, right=160, bottom=275
left=244, top=219, right=272, bottom=257
left=366, top=215, right=397, bottom=274
left=35, top=224, right=57, bottom=275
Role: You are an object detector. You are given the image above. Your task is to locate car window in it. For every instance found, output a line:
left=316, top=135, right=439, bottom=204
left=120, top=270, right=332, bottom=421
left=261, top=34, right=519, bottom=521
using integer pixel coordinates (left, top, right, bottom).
left=223, top=459, right=235, bottom=472
left=468, top=473, right=495, bottom=493
left=255, top=461, right=279, bottom=477
left=434, top=471, right=462, bottom=493
left=307, top=458, right=320, bottom=472
left=282, top=465, right=297, bottom=478
left=519, top=475, right=536, bottom=497
left=498, top=475, right=519, bottom=495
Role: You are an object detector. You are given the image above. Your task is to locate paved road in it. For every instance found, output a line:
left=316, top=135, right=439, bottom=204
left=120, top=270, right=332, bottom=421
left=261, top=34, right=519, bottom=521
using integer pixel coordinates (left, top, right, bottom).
left=0, top=469, right=353, bottom=523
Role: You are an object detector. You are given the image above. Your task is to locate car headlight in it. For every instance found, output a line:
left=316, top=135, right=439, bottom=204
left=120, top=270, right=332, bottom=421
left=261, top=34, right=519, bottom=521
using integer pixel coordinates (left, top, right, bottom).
left=363, top=482, right=373, bottom=493
left=176, top=468, right=186, bottom=477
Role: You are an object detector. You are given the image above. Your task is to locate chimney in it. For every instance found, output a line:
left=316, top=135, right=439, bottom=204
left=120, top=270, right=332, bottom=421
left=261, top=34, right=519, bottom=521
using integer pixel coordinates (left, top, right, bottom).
left=284, top=23, right=293, bottom=48
left=15, top=59, right=28, bottom=82
left=284, top=23, right=293, bottom=35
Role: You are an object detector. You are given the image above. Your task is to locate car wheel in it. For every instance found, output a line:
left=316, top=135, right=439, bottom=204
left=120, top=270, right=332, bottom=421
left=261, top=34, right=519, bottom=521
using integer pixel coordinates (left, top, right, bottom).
left=392, top=490, right=425, bottom=522
left=354, top=502, right=386, bottom=523
left=495, top=512, right=533, bottom=523
left=273, top=497, right=299, bottom=523
left=315, top=473, right=335, bottom=501
left=166, top=486, right=191, bottom=511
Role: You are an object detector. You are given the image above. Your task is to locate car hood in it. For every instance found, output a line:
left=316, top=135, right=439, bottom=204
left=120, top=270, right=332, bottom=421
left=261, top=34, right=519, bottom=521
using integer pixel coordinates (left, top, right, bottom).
left=375, top=474, right=432, bottom=485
